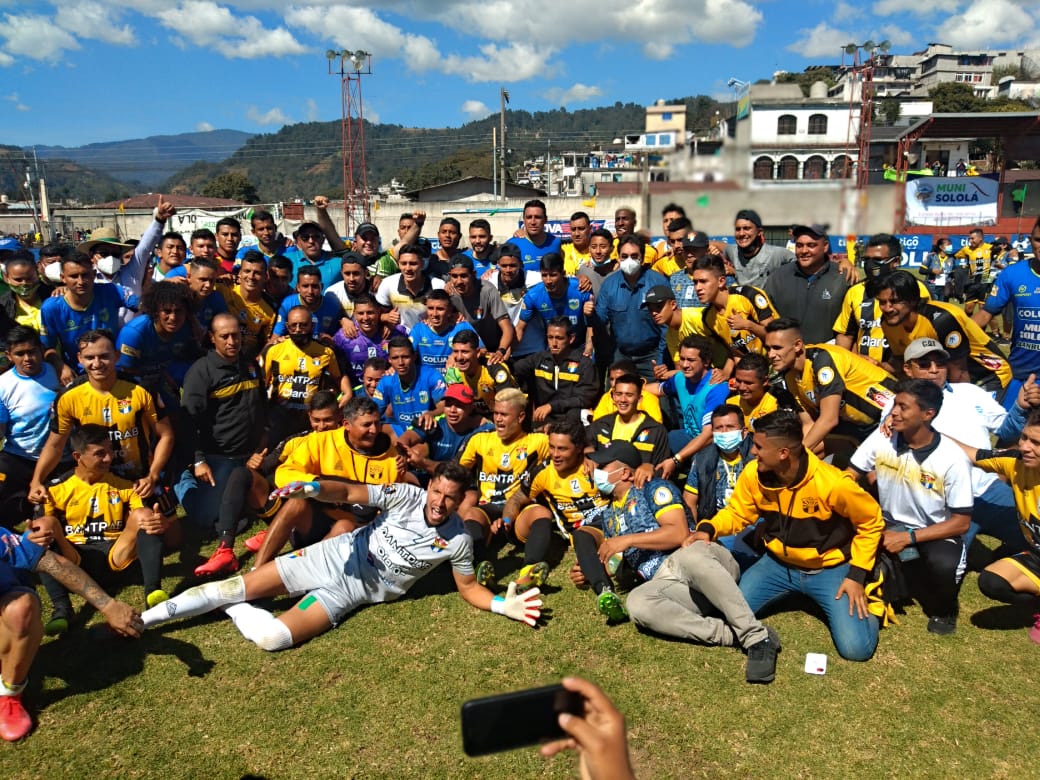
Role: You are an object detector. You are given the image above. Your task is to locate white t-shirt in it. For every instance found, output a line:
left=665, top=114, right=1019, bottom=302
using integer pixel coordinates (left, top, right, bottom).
left=374, top=274, right=445, bottom=331
left=355, top=483, right=474, bottom=599
left=933, top=382, right=1006, bottom=496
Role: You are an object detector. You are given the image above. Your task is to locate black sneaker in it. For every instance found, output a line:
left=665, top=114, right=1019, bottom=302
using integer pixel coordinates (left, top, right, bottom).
left=745, top=626, right=780, bottom=684
left=927, top=615, right=957, bottom=635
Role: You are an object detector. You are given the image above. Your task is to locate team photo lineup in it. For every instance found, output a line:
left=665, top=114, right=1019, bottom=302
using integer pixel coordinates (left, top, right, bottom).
left=1, top=196, right=1040, bottom=750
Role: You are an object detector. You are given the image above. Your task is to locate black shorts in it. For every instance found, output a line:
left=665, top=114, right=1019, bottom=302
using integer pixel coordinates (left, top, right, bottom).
left=289, top=500, right=378, bottom=549
left=965, top=282, right=990, bottom=302
left=1006, top=550, right=1040, bottom=590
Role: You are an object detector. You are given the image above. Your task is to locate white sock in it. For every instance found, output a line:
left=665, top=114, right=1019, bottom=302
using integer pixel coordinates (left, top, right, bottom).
left=142, top=575, right=246, bottom=627
left=0, top=678, right=25, bottom=696
left=224, top=603, right=293, bottom=651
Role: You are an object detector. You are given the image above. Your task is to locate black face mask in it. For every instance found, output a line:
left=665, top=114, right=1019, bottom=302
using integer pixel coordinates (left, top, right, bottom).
left=863, top=262, right=893, bottom=296
left=289, top=331, right=312, bottom=348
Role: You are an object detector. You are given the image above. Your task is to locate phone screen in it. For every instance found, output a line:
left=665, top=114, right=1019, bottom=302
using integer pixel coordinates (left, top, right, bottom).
left=460, top=683, right=583, bottom=757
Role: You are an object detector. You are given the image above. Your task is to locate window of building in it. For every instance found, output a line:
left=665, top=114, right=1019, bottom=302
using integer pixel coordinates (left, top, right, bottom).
left=807, top=114, right=828, bottom=135
left=753, top=156, right=775, bottom=180
left=661, top=112, right=672, bottom=121
left=804, top=156, right=827, bottom=179
left=777, top=115, right=797, bottom=135
left=831, top=155, right=852, bottom=179
left=778, top=155, right=799, bottom=180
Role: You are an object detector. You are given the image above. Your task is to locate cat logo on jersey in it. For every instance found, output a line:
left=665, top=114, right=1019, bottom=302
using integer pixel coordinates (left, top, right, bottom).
left=117, top=398, right=133, bottom=415
left=817, top=367, right=835, bottom=385
left=945, top=331, right=962, bottom=349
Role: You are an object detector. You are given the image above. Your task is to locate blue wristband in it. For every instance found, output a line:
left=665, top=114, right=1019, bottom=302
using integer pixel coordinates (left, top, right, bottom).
left=490, top=595, right=506, bottom=615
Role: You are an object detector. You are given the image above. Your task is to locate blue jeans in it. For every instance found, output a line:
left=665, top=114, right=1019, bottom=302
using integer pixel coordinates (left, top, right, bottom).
left=739, top=554, right=879, bottom=661
left=174, top=454, right=247, bottom=533
left=965, top=479, right=1027, bottom=553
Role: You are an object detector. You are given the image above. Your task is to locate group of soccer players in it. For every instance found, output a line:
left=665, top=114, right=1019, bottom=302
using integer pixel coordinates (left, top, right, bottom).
left=2, top=195, right=1040, bottom=739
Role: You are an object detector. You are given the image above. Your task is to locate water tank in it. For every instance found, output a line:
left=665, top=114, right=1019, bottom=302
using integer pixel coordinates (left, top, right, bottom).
left=809, top=81, right=828, bottom=98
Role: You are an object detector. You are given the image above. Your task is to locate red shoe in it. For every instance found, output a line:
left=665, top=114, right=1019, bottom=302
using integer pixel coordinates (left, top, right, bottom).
left=244, top=530, right=267, bottom=553
left=1030, top=613, right=1040, bottom=645
left=194, top=543, right=239, bottom=577
left=0, top=694, right=31, bottom=741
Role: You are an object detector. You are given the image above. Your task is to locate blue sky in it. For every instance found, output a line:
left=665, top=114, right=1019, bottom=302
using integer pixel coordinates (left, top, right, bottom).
left=1, top=0, right=1037, bottom=148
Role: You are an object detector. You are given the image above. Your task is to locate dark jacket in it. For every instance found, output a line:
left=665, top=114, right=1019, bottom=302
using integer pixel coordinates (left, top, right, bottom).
left=513, top=347, right=598, bottom=424
left=691, top=434, right=754, bottom=521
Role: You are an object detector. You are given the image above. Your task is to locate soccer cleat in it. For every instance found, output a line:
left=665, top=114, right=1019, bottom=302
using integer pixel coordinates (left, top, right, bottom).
left=244, top=530, right=268, bottom=553
left=514, top=562, right=549, bottom=592
left=927, top=615, right=957, bottom=636
left=44, top=615, right=69, bottom=637
left=146, top=589, right=170, bottom=609
left=0, top=694, right=32, bottom=742
left=1030, top=614, right=1040, bottom=645
left=596, top=588, right=629, bottom=622
left=194, top=543, right=239, bottom=577
left=745, top=626, right=780, bottom=684
left=475, top=560, right=496, bottom=587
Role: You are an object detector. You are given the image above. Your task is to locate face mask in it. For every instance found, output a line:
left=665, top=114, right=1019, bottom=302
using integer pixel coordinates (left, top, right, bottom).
left=619, top=258, right=641, bottom=276
left=863, top=260, right=891, bottom=280
left=713, top=430, right=744, bottom=451
left=942, top=246, right=954, bottom=255
left=96, top=255, right=121, bottom=276
left=10, top=282, right=38, bottom=298
left=592, top=467, right=621, bottom=496
left=43, top=263, right=63, bottom=284
left=289, top=331, right=312, bottom=348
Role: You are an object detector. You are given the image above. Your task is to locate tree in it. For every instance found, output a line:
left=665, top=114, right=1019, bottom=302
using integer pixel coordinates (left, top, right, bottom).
left=928, top=82, right=983, bottom=113
left=201, top=171, right=259, bottom=203
left=877, top=97, right=901, bottom=126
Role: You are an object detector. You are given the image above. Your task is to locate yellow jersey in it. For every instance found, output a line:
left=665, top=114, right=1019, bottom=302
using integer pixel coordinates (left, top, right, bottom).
left=833, top=280, right=931, bottom=363
left=459, top=431, right=550, bottom=504
left=702, top=286, right=777, bottom=357
left=726, top=391, right=778, bottom=426
left=561, top=243, right=590, bottom=275
left=220, top=285, right=276, bottom=359
left=263, top=338, right=343, bottom=410
left=612, top=237, right=659, bottom=266
left=44, top=472, right=143, bottom=545
left=523, top=461, right=609, bottom=530
left=275, top=428, right=399, bottom=487
left=784, top=344, right=898, bottom=426
left=592, top=388, right=664, bottom=423
left=975, top=449, right=1040, bottom=557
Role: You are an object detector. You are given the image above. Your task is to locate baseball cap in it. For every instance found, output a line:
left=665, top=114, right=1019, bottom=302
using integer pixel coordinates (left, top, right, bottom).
left=587, top=441, right=643, bottom=469
left=641, top=285, right=676, bottom=307
left=498, top=243, right=521, bottom=259
left=904, top=338, right=950, bottom=362
left=683, top=231, right=709, bottom=249
left=444, top=383, right=476, bottom=405
left=354, top=222, right=379, bottom=237
left=734, top=209, right=762, bottom=228
left=448, top=255, right=475, bottom=272
left=791, top=224, right=829, bottom=241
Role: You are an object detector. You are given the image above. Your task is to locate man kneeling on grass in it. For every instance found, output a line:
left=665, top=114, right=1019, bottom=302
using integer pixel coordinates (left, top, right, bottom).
left=141, top=462, right=542, bottom=650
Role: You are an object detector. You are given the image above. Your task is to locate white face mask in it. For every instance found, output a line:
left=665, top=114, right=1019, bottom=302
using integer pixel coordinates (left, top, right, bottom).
left=96, top=255, right=121, bottom=277
left=619, top=258, right=641, bottom=276
left=43, top=263, right=63, bottom=284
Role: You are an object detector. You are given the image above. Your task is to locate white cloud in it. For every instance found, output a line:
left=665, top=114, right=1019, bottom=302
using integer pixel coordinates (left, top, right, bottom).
left=0, top=51, right=11, bottom=67
left=935, top=0, right=1035, bottom=48
left=156, top=1, right=307, bottom=59
left=544, top=83, right=603, bottom=106
left=196, top=121, right=215, bottom=131
left=872, top=0, right=963, bottom=15
left=56, top=2, right=135, bottom=46
left=246, top=105, right=291, bottom=126
left=461, top=99, right=491, bottom=119
left=787, top=22, right=853, bottom=59
left=15, top=102, right=29, bottom=111
left=0, top=13, right=80, bottom=61
left=305, top=98, right=319, bottom=122
left=878, top=24, right=914, bottom=48
left=833, top=1, right=864, bottom=23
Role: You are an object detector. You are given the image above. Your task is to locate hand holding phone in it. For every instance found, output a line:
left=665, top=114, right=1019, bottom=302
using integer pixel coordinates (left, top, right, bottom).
left=461, top=683, right=582, bottom=756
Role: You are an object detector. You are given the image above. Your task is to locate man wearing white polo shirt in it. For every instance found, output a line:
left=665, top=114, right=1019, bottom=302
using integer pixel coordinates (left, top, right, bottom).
left=849, top=378, right=973, bottom=634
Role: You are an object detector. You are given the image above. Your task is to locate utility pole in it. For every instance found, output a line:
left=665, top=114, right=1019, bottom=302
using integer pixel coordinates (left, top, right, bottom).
left=327, top=49, right=372, bottom=235
left=546, top=138, right=551, bottom=196
left=492, top=127, right=497, bottom=198
left=500, top=87, right=509, bottom=201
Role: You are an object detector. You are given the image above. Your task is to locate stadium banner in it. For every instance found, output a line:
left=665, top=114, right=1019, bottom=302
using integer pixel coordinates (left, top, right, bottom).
left=904, top=176, right=999, bottom=227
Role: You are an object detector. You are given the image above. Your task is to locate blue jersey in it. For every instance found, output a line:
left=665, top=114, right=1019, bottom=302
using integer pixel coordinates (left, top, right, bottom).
left=197, top=289, right=229, bottom=329
left=506, top=234, right=563, bottom=273
left=0, top=527, right=44, bottom=591
left=116, top=314, right=200, bottom=390
left=39, top=285, right=124, bottom=368
left=273, top=293, right=344, bottom=337
left=284, top=251, right=342, bottom=291
left=520, top=279, right=592, bottom=337
left=984, top=261, right=1040, bottom=379
left=661, top=371, right=730, bottom=438
left=603, top=479, right=691, bottom=581
left=462, top=249, right=494, bottom=278
left=410, top=320, right=479, bottom=372
left=371, top=363, right=447, bottom=433
left=412, top=418, right=493, bottom=464
left=0, top=363, right=60, bottom=460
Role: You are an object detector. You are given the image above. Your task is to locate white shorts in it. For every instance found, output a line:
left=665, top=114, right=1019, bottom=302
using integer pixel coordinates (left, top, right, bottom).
left=275, top=532, right=376, bottom=624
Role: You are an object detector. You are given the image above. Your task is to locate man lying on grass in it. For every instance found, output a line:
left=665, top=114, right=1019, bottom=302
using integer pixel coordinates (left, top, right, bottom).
left=141, top=462, right=542, bottom=650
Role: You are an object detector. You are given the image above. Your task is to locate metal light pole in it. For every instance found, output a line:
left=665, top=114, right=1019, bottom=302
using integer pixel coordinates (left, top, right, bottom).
left=327, top=49, right=372, bottom=235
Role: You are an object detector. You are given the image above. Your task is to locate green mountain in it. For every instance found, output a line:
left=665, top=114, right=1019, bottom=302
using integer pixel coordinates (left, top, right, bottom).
left=30, top=129, right=254, bottom=188
left=164, top=96, right=728, bottom=202
left=0, top=145, right=136, bottom=205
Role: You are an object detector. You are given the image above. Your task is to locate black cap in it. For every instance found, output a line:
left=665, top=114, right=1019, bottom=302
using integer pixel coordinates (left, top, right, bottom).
left=734, top=209, right=762, bottom=228
left=338, top=250, right=366, bottom=266
left=498, top=243, right=521, bottom=259
left=683, top=231, right=709, bottom=249
left=588, top=441, right=643, bottom=469
left=449, top=255, right=475, bottom=272
left=791, top=224, right=829, bottom=241
left=640, top=285, right=676, bottom=307
left=354, top=222, right=379, bottom=237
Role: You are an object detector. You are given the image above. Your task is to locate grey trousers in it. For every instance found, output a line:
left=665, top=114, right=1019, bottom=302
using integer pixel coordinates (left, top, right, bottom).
left=627, top=542, right=768, bottom=649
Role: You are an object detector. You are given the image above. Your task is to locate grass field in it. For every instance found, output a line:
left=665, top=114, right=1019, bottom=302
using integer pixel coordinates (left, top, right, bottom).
left=4, top=528, right=1037, bottom=779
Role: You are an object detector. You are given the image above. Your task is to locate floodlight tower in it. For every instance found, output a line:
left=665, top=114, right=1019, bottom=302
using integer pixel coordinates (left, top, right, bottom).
left=327, top=49, right=372, bottom=235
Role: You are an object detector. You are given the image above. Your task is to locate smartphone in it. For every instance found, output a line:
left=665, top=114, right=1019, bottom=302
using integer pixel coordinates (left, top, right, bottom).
left=461, top=683, right=584, bottom=757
